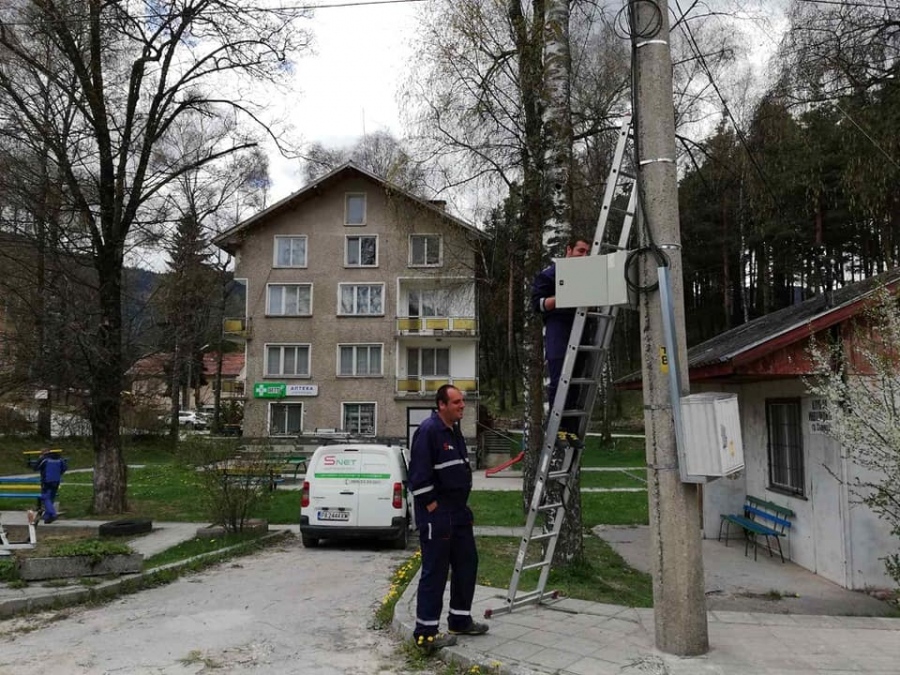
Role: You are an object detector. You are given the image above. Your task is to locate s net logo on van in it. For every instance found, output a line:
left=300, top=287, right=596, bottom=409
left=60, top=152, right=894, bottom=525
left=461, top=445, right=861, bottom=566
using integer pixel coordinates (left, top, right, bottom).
left=315, top=455, right=390, bottom=483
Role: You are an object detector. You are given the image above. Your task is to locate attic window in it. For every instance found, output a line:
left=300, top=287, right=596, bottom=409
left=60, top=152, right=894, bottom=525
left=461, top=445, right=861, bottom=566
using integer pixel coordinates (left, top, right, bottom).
left=345, top=193, right=366, bottom=226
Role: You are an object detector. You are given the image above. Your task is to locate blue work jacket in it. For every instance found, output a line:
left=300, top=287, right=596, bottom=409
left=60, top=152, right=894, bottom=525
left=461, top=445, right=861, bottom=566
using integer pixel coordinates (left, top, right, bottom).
left=408, top=412, right=471, bottom=519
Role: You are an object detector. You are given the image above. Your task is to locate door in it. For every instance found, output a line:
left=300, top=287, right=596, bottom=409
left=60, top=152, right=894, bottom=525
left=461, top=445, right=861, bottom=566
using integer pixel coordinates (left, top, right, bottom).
left=356, top=449, right=397, bottom=528
left=307, top=450, right=360, bottom=528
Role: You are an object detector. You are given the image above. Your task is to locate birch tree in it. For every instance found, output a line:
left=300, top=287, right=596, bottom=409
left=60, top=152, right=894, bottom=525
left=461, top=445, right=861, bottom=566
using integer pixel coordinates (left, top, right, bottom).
left=0, top=0, right=310, bottom=513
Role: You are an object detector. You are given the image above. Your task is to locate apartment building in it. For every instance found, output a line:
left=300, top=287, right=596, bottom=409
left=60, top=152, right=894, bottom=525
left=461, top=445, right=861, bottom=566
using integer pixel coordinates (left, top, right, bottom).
left=213, top=163, right=486, bottom=443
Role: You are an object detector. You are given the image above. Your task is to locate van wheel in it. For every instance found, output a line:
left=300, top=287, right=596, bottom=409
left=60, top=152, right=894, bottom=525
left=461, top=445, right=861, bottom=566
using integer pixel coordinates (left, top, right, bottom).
left=301, top=534, right=319, bottom=548
left=392, top=520, right=409, bottom=550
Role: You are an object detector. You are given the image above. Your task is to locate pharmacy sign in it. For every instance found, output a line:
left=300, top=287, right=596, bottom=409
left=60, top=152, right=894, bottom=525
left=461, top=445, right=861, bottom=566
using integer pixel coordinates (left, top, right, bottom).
left=253, top=382, right=286, bottom=399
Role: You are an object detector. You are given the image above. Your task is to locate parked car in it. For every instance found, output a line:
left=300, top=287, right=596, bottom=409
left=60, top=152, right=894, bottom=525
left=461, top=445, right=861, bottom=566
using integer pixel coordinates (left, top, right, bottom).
left=159, top=410, right=207, bottom=430
left=299, top=443, right=412, bottom=549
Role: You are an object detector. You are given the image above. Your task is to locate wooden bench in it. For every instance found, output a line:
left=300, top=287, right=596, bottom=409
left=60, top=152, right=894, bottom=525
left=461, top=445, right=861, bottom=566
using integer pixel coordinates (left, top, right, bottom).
left=718, top=495, right=794, bottom=562
left=0, top=478, right=42, bottom=552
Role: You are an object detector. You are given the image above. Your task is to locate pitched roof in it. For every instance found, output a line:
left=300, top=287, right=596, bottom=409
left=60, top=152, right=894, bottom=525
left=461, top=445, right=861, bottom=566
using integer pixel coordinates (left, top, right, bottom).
left=212, top=162, right=486, bottom=254
left=686, top=268, right=900, bottom=374
left=619, top=267, right=900, bottom=385
left=128, top=352, right=245, bottom=378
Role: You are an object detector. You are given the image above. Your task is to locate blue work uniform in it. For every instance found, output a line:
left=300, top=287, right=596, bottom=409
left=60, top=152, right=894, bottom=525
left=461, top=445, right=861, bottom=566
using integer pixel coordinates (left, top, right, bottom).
left=531, top=263, right=578, bottom=429
left=37, top=455, right=67, bottom=523
left=408, top=411, right=477, bottom=637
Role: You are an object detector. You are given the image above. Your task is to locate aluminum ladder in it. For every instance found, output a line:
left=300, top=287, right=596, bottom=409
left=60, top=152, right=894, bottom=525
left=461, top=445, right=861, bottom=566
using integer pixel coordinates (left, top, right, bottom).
left=486, top=117, right=638, bottom=618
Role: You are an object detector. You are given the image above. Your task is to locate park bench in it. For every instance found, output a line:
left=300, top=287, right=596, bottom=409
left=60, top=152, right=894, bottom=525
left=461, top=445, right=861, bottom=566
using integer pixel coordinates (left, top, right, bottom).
left=0, top=478, right=42, bottom=552
left=718, top=495, right=794, bottom=562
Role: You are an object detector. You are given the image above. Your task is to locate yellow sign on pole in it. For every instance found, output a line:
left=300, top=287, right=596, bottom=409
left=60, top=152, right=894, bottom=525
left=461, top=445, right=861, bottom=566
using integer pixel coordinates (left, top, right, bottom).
left=659, top=347, right=669, bottom=374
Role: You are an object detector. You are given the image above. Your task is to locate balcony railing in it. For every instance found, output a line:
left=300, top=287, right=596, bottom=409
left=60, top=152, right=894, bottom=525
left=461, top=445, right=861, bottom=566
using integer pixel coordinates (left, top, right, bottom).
left=396, top=316, right=478, bottom=336
left=216, top=380, right=245, bottom=397
left=223, top=317, right=251, bottom=340
left=395, top=377, right=479, bottom=397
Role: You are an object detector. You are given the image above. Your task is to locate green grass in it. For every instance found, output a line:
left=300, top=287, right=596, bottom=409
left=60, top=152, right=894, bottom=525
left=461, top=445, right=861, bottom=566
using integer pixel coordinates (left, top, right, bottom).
left=476, top=535, right=653, bottom=607
left=470, top=489, right=648, bottom=528
left=580, top=469, right=646, bottom=489
left=0, top=436, right=183, bottom=475
left=143, top=532, right=264, bottom=568
left=580, top=435, right=645, bottom=467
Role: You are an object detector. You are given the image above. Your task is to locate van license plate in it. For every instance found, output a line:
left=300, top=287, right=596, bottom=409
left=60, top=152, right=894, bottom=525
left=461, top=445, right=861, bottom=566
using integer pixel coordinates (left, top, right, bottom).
left=317, top=511, right=349, bottom=521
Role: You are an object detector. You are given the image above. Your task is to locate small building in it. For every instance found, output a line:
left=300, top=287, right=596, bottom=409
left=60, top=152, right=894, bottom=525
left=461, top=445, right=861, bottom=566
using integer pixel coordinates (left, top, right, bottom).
left=127, top=351, right=245, bottom=410
left=676, top=269, right=900, bottom=590
left=212, top=163, right=486, bottom=445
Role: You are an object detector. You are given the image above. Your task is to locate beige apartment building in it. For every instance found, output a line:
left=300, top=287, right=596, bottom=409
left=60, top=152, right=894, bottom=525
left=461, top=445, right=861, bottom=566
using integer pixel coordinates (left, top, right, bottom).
left=213, top=163, right=486, bottom=444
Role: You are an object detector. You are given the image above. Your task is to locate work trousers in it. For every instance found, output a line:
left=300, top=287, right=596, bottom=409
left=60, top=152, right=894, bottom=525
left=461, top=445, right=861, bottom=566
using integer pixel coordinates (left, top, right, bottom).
left=414, top=506, right=478, bottom=637
left=40, top=482, right=59, bottom=522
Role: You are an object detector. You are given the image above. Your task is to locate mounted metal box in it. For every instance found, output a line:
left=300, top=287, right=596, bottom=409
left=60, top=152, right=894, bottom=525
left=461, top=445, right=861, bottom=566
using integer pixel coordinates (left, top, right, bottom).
left=555, top=251, right=635, bottom=308
left=678, top=392, right=744, bottom=482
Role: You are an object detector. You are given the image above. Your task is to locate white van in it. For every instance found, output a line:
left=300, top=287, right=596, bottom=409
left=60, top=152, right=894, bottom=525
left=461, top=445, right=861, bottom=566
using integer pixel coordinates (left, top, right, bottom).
left=299, top=443, right=412, bottom=549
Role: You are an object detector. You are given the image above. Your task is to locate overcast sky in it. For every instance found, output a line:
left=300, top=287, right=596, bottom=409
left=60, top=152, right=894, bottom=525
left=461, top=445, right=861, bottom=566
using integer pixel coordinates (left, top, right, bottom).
left=266, top=0, right=420, bottom=202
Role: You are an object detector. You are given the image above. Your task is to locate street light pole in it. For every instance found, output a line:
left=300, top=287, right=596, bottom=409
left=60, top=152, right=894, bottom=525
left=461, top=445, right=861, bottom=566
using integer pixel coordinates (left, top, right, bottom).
left=631, top=0, right=709, bottom=655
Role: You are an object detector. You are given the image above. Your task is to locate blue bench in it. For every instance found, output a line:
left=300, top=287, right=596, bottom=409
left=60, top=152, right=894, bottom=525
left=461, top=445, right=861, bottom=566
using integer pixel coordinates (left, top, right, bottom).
left=718, top=495, right=794, bottom=562
left=0, top=477, right=42, bottom=501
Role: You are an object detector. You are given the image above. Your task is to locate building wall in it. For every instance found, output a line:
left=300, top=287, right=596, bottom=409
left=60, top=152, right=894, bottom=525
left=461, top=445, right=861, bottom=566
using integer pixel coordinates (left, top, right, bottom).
left=233, top=173, right=479, bottom=441
left=699, top=379, right=894, bottom=589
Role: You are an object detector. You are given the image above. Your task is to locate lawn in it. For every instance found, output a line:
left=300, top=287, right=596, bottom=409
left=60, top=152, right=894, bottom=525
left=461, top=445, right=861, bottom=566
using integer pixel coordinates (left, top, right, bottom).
left=469, top=488, right=648, bottom=528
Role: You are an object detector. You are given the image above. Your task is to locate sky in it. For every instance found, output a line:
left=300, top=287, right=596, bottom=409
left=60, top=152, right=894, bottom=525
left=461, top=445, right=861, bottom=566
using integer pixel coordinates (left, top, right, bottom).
left=266, top=0, right=421, bottom=202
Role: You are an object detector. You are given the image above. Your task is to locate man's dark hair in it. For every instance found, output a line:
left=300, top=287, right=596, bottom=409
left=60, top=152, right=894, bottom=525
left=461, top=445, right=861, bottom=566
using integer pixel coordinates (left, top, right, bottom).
left=435, top=384, right=460, bottom=407
left=566, top=235, right=591, bottom=251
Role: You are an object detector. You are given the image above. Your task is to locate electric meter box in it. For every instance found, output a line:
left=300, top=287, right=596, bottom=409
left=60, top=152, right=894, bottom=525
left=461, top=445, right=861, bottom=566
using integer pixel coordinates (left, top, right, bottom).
left=555, top=251, right=635, bottom=308
left=678, top=392, right=744, bottom=481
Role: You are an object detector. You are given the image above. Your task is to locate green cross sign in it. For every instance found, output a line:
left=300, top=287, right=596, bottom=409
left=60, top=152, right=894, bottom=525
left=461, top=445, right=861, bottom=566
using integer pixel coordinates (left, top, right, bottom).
left=253, top=382, right=286, bottom=399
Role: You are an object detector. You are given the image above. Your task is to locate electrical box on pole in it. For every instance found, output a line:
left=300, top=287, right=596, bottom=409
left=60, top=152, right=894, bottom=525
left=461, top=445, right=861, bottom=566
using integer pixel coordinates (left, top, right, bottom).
left=555, top=251, right=636, bottom=308
left=678, top=392, right=745, bottom=482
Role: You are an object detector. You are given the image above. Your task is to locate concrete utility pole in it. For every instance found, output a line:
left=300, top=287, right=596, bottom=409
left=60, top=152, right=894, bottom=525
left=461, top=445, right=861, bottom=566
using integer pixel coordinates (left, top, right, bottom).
left=631, top=1, right=709, bottom=655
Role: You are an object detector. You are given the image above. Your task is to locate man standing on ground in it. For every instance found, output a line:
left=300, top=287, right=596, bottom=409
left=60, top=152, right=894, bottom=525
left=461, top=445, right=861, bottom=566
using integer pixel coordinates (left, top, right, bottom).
left=36, top=448, right=67, bottom=524
left=408, top=384, right=489, bottom=653
left=531, top=237, right=591, bottom=433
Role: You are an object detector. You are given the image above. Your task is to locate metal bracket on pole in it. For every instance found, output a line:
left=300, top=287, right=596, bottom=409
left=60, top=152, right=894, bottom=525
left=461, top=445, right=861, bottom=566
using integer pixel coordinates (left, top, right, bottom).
left=657, top=266, right=690, bottom=481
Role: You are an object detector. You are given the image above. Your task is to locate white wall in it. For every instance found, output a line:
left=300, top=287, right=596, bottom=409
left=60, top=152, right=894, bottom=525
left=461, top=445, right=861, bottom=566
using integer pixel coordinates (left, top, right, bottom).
left=698, top=379, right=896, bottom=589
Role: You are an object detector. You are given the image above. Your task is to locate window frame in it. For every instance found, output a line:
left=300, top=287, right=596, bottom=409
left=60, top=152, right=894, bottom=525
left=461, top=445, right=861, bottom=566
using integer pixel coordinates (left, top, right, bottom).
left=265, top=343, right=312, bottom=378
left=266, top=283, right=313, bottom=317
left=272, top=235, right=308, bottom=268
left=337, top=343, right=383, bottom=377
left=344, top=234, right=379, bottom=268
left=269, top=401, right=304, bottom=436
left=342, top=402, right=377, bottom=436
left=337, top=283, right=385, bottom=316
left=345, top=193, right=367, bottom=226
left=409, top=234, right=442, bottom=267
left=766, top=398, right=805, bottom=497
left=407, top=347, right=451, bottom=377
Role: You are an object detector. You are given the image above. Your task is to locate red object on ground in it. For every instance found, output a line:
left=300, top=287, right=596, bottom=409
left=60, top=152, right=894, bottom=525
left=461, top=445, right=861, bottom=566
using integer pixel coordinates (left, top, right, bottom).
left=484, top=451, right=524, bottom=477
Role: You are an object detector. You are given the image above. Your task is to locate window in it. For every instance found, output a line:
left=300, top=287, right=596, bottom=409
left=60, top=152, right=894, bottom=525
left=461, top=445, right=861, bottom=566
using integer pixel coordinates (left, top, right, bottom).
left=266, top=344, right=311, bottom=377
left=766, top=399, right=805, bottom=496
left=343, top=402, right=376, bottom=435
left=407, top=347, right=450, bottom=377
left=338, top=344, right=383, bottom=376
left=270, top=402, right=303, bottom=436
left=273, top=236, right=307, bottom=267
left=339, top=283, right=383, bottom=315
left=408, top=288, right=447, bottom=317
left=410, top=234, right=441, bottom=266
left=345, top=193, right=366, bottom=225
left=267, top=284, right=312, bottom=316
left=345, top=235, right=377, bottom=267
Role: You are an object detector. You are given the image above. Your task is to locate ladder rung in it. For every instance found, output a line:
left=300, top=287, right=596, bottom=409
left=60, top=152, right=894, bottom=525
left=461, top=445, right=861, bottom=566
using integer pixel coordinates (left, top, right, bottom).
left=585, top=310, right=614, bottom=319
left=569, top=377, right=598, bottom=385
left=537, top=501, right=563, bottom=512
left=560, top=410, right=589, bottom=418
left=528, top=531, right=556, bottom=542
left=522, top=559, right=552, bottom=572
left=547, top=470, right=570, bottom=481
left=576, top=345, right=607, bottom=353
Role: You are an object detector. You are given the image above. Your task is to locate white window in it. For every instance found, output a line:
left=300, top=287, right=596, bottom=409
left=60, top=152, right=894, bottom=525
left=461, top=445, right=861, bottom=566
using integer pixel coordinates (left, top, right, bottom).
left=407, top=347, right=450, bottom=377
left=410, top=234, right=441, bottom=266
left=273, top=236, right=307, bottom=267
left=345, top=235, right=378, bottom=267
left=267, top=284, right=312, bottom=316
left=343, top=402, right=376, bottom=435
left=339, top=283, right=384, bottom=315
left=408, top=288, right=447, bottom=317
left=338, top=344, right=382, bottom=377
left=345, top=193, right=366, bottom=225
left=266, top=344, right=311, bottom=378
left=270, top=402, right=303, bottom=436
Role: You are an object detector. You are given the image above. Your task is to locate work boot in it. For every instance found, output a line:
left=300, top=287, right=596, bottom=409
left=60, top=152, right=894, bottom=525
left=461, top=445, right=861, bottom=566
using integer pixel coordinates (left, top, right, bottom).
left=413, top=632, right=457, bottom=654
left=449, top=621, right=490, bottom=635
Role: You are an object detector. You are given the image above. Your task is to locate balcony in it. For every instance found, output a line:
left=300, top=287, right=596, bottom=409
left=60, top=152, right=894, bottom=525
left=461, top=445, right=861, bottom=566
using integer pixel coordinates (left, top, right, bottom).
left=216, top=380, right=245, bottom=398
left=396, top=316, right=478, bottom=337
left=223, top=317, right=251, bottom=340
left=395, top=377, right=479, bottom=397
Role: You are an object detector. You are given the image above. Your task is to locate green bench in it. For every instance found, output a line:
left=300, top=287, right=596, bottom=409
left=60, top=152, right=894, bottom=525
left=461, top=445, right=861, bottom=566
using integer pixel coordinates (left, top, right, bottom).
left=718, top=495, right=794, bottom=562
